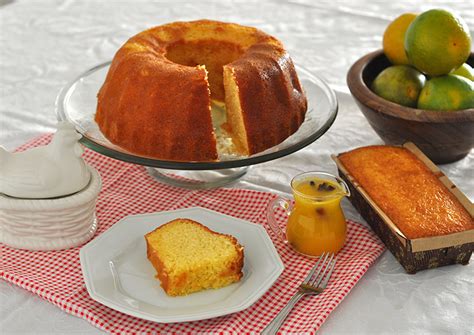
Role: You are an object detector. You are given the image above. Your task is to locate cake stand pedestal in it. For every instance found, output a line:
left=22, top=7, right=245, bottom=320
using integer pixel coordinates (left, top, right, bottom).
left=146, top=166, right=249, bottom=189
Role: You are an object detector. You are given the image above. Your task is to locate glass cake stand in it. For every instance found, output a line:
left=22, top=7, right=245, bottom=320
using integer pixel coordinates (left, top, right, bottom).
left=56, top=61, right=338, bottom=189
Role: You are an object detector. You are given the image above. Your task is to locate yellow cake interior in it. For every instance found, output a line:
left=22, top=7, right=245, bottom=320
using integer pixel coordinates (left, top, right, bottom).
left=165, top=39, right=250, bottom=155
left=145, top=218, right=244, bottom=296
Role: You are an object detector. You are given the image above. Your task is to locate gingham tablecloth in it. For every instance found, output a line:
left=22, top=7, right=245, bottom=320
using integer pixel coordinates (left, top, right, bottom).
left=1, top=134, right=385, bottom=334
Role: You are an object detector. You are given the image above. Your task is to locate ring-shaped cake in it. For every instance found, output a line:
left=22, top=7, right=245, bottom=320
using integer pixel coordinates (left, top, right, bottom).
left=95, top=20, right=308, bottom=161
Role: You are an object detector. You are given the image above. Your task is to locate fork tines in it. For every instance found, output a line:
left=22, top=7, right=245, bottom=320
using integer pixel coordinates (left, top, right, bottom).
left=300, top=252, right=337, bottom=294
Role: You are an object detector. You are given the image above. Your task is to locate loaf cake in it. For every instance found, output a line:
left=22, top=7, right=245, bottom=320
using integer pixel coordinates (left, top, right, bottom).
left=145, top=218, right=244, bottom=296
left=338, top=146, right=473, bottom=239
left=95, top=19, right=307, bottom=161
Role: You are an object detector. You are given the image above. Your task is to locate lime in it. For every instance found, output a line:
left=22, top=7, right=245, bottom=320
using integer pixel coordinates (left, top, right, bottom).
left=452, top=63, right=474, bottom=81
left=371, top=65, right=426, bottom=107
left=383, top=13, right=417, bottom=65
left=405, top=9, right=471, bottom=76
left=418, top=75, right=474, bottom=111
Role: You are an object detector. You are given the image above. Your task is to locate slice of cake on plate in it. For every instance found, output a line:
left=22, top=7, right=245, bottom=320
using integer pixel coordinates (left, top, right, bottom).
left=145, top=218, right=244, bottom=296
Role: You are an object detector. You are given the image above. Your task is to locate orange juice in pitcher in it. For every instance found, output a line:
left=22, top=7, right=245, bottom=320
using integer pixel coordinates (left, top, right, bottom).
left=267, top=172, right=350, bottom=257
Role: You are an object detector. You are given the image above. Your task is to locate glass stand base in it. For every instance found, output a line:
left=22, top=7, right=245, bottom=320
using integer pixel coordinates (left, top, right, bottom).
left=146, top=167, right=249, bottom=190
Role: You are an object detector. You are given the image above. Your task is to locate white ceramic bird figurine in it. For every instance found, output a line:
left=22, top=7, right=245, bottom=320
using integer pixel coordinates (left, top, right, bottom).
left=0, top=121, right=91, bottom=199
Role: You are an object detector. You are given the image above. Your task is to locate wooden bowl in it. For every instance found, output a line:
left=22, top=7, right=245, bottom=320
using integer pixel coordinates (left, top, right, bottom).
left=347, top=49, right=474, bottom=164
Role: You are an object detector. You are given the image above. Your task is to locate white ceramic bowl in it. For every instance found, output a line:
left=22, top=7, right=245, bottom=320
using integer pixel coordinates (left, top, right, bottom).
left=0, top=166, right=101, bottom=250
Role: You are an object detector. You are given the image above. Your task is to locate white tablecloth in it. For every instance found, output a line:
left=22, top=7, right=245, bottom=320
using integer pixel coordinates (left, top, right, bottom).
left=1, top=1, right=473, bottom=334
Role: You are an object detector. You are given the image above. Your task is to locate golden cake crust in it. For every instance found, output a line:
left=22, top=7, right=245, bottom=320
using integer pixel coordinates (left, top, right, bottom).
left=96, top=46, right=217, bottom=161
left=339, top=146, right=473, bottom=239
left=95, top=19, right=307, bottom=161
left=229, top=43, right=307, bottom=154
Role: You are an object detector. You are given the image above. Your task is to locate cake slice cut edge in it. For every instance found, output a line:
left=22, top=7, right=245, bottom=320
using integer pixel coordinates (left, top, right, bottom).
left=222, top=65, right=251, bottom=156
left=145, top=218, right=244, bottom=296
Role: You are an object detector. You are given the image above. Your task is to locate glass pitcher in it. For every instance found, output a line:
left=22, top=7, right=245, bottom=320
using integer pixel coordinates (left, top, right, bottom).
left=266, top=172, right=351, bottom=257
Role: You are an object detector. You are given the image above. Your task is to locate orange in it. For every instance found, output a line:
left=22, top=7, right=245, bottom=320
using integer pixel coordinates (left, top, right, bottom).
left=383, top=13, right=417, bottom=65
left=371, top=65, right=426, bottom=107
left=405, top=9, right=471, bottom=76
left=452, top=63, right=474, bottom=81
left=418, top=75, right=474, bottom=111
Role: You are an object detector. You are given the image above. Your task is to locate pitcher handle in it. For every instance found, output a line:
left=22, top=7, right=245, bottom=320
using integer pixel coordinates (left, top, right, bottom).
left=266, top=196, right=293, bottom=244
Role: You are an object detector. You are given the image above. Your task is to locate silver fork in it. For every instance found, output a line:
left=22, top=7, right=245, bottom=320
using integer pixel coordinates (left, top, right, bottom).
left=261, top=252, right=337, bottom=335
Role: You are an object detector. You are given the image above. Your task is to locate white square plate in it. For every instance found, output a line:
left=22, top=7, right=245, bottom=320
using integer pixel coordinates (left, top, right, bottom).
left=80, top=207, right=284, bottom=323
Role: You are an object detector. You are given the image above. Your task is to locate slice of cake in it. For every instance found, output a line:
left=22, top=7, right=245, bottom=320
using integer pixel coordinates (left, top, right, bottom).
left=145, top=218, right=244, bottom=296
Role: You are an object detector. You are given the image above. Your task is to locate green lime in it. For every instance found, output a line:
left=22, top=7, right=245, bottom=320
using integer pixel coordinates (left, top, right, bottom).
left=405, top=9, right=471, bottom=76
left=452, top=63, right=474, bottom=81
left=418, top=75, right=474, bottom=111
left=371, top=65, right=426, bottom=107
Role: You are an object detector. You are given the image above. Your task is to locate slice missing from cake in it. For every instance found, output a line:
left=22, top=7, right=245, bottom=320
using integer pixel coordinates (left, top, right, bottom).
left=145, top=218, right=244, bottom=296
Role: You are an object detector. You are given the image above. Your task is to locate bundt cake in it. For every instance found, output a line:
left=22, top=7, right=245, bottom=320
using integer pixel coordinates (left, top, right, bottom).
left=95, top=20, right=307, bottom=161
left=145, top=218, right=244, bottom=296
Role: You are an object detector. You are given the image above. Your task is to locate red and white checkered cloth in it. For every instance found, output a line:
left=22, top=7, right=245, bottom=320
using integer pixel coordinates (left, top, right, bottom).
left=1, top=134, right=385, bottom=334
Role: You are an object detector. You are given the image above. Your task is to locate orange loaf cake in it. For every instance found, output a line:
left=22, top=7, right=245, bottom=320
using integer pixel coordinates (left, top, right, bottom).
left=145, top=218, right=244, bottom=296
left=338, top=146, right=473, bottom=239
left=95, top=19, right=307, bottom=161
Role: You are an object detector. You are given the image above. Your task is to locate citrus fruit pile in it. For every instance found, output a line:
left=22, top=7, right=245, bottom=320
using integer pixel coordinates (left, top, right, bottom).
left=372, top=9, right=473, bottom=111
